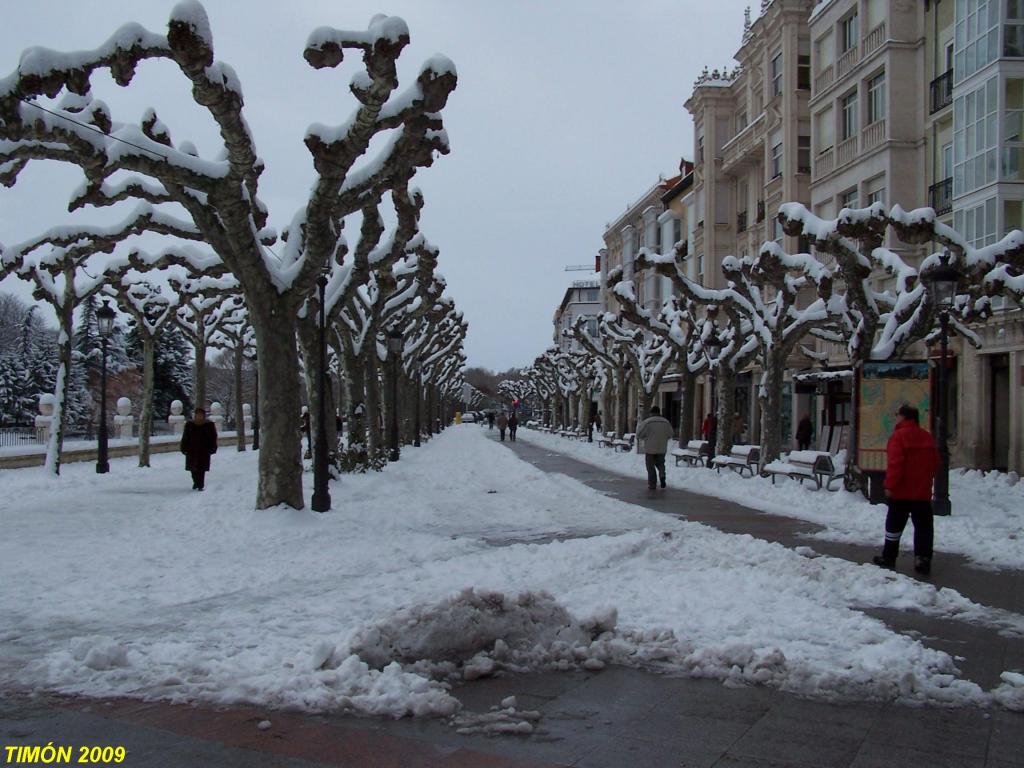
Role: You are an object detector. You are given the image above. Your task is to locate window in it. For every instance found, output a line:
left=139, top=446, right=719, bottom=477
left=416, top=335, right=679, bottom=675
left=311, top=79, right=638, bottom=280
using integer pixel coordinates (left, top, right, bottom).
left=771, top=141, right=783, bottom=178
left=697, top=135, right=704, bottom=164
left=771, top=52, right=783, bottom=96
left=953, top=75, right=997, bottom=196
left=867, top=176, right=886, bottom=207
left=954, top=0, right=999, bottom=82
left=1004, top=79, right=1024, bottom=180
left=673, top=218, right=682, bottom=247
left=1007, top=0, right=1024, bottom=56
left=841, top=91, right=858, bottom=140
left=697, top=253, right=705, bottom=278
left=841, top=13, right=858, bottom=53
left=840, top=188, right=858, bottom=209
left=867, top=72, right=886, bottom=124
left=737, top=110, right=748, bottom=131
left=942, top=142, right=953, bottom=178
left=816, top=31, right=835, bottom=71
left=772, top=217, right=784, bottom=241
left=953, top=197, right=997, bottom=247
left=798, top=135, right=811, bottom=172
left=816, top=107, right=834, bottom=152
left=798, top=54, right=811, bottom=90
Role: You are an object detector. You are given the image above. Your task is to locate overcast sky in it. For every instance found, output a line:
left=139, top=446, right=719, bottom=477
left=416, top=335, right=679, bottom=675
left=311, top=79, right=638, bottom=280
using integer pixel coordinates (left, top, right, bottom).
left=0, top=0, right=751, bottom=371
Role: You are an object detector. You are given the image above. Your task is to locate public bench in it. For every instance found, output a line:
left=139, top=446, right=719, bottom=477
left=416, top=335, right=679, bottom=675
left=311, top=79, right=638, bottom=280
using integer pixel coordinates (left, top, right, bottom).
left=762, top=450, right=843, bottom=491
left=670, top=440, right=712, bottom=467
left=612, top=433, right=635, bottom=452
left=597, top=431, right=617, bottom=449
left=710, top=445, right=761, bottom=477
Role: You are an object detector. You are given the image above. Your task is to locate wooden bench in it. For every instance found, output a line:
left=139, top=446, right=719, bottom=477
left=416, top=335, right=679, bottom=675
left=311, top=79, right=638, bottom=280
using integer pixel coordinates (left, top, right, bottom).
left=612, top=433, right=636, bottom=452
left=710, top=445, right=761, bottom=477
left=671, top=440, right=712, bottom=467
left=763, top=450, right=843, bottom=491
left=597, top=431, right=617, bottom=449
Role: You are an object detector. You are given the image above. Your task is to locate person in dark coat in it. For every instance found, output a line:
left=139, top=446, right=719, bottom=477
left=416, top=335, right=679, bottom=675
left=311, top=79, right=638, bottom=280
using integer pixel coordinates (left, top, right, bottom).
left=796, top=413, right=813, bottom=451
left=873, top=404, right=939, bottom=574
left=487, top=411, right=495, bottom=430
left=508, top=412, right=518, bottom=442
left=496, top=412, right=508, bottom=441
left=181, top=408, right=218, bottom=491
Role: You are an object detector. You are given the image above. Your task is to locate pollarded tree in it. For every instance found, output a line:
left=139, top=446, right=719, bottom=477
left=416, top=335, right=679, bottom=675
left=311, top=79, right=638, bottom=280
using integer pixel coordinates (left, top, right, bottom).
left=568, top=317, right=631, bottom=437
left=0, top=3, right=456, bottom=509
left=208, top=297, right=254, bottom=452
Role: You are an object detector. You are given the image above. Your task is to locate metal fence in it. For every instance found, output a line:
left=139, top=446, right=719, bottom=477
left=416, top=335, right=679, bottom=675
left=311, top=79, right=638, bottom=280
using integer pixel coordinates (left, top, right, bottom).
left=0, top=425, right=36, bottom=448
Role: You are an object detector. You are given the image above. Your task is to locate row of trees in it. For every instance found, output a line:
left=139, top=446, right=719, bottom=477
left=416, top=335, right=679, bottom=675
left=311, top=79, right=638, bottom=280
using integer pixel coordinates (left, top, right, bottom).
left=511, top=204, right=1023, bottom=465
left=0, top=3, right=468, bottom=508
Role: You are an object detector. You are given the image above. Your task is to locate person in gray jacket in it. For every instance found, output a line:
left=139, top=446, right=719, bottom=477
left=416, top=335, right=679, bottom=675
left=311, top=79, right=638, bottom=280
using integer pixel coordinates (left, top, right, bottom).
left=636, top=406, right=674, bottom=490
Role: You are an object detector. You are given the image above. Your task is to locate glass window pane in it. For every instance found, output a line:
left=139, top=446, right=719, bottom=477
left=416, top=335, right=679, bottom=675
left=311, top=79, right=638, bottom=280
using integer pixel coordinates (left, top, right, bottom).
left=988, top=114, right=998, bottom=147
left=987, top=76, right=998, bottom=107
left=988, top=147, right=997, bottom=181
left=986, top=198, right=997, bottom=235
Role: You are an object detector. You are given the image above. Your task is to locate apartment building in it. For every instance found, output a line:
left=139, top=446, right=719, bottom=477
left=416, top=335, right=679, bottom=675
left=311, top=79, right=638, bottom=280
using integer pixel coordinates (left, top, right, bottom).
left=552, top=281, right=601, bottom=353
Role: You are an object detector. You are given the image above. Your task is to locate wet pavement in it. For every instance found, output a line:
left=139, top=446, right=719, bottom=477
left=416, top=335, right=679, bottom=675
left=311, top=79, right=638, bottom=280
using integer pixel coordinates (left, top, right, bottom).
left=2, top=431, right=1022, bottom=767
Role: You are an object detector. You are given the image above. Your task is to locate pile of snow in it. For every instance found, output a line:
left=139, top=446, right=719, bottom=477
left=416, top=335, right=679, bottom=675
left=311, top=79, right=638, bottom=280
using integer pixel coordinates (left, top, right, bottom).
left=518, top=428, right=1024, bottom=571
left=1, top=425, right=1021, bottom=718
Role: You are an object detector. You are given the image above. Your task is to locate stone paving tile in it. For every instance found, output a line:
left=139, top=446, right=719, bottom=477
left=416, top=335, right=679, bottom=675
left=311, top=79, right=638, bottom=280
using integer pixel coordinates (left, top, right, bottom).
left=570, top=734, right=724, bottom=768
left=726, top=728, right=864, bottom=768
left=862, top=704, right=992, bottom=759
left=711, top=753, right=836, bottom=768
left=848, top=741, right=985, bottom=768
left=987, top=710, right=1024, bottom=766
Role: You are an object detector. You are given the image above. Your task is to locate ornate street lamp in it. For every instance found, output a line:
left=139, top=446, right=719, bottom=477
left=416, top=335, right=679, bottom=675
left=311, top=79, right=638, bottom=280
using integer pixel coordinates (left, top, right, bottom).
left=95, top=300, right=116, bottom=474
left=704, top=334, right=722, bottom=459
left=311, top=272, right=331, bottom=512
left=387, top=328, right=403, bottom=462
left=923, top=253, right=959, bottom=517
left=413, top=358, right=422, bottom=447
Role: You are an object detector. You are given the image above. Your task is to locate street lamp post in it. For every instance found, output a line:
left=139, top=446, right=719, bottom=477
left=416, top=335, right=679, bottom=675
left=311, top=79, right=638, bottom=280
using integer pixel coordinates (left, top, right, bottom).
left=705, top=335, right=722, bottom=461
left=311, top=273, right=331, bottom=512
left=387, top=329, right=403, bottom=462
left=251, top=355, right=260, bottom=450
left=924, top=254, right=959, bottom=517
left=95, top=300, right=116, bottom=474
left=414, top=360, right=422, bottom=447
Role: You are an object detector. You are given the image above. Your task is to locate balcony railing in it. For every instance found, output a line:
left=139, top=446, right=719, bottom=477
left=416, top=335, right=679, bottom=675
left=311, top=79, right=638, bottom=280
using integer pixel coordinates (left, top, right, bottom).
left=836, top=46, right=859, bottom=79
left=930, top=69, right=953, bottom=114
left=737, top=210, right=748, bottom=232
left=863, top=119, right=885, bottom=150
left=862, top=22, right=885, bottom=57
left=814, top=64, right=834, bottom=95
left=815, top=147, right=835, bottom=176
left=929, top=177, right=953, bottom=215
left=837, top=135, right=857, bottom=166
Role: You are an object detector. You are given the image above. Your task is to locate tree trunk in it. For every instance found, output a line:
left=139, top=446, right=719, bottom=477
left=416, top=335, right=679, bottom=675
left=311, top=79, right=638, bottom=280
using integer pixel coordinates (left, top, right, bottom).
left=251, top=309, right=304, bottom=510
left=364, top=348, right=382, bottom=457
left=297, top=320, right=338, bottom=456
left=677, top=372, right=697, bottom=448
left=194, top=337, right=207, bottom=410
left=615, top=371, right=628, bottom=438
left=600, top=378, right=612, bottom=436
left=760, top=352, right=786, bottom=464
left=44, top=311, right=73, bottom=475
left=234, top=343, right=246, bottom=452
left=138, top=334, right=156, bottom=467
left=715, top=367, right=736, bottom=457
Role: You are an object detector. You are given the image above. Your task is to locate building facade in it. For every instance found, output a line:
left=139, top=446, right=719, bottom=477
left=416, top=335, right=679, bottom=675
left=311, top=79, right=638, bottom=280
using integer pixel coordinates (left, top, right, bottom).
left=552, top=281, right=601, bottom=353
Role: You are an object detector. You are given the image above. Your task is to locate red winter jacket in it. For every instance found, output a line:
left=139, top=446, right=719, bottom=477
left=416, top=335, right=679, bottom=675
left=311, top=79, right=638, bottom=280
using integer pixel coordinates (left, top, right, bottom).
left=884, top=420, right=939, bottom=500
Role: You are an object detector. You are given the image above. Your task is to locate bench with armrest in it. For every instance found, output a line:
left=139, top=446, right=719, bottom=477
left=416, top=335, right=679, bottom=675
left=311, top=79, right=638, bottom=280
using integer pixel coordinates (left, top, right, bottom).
left=762, top=450, right=843, bottom=490
left=710, top=445, right=761, bottom=477
left=597, top=431, right=617, bottom=448
left=612, top=433, right=636, bottom=452
left=670, top=440, right=712, bottom=467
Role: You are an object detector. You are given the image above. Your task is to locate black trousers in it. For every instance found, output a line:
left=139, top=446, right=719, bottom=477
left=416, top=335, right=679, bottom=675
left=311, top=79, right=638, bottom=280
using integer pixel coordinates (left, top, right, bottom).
left=509, top=426, right=517, bottom=441
left=499, top=428, right=506, bottom=441
left=645, top=453, right=666, bottom=488
left=798, top=439, right=811, bottom=450
left=191, top=469, right=206, bottom=490
left=883, top=498, right=934, bottom=559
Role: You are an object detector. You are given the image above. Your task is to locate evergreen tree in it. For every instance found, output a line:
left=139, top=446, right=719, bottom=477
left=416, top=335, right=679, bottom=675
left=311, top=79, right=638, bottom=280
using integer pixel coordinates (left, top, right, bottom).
left=152, top=324, right=193, bottom=418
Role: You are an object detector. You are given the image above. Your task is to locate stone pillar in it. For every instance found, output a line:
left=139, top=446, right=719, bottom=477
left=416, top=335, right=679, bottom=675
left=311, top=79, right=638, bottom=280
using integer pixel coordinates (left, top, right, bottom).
left=209, top=401, right=224, bottom=431
left=242, top=403, right=252, bottom=435
left=168, top=400, right=186, bottom=435
left=113, top=397, right=134, bottom=440
left=35, top=393, right=54, bottom=444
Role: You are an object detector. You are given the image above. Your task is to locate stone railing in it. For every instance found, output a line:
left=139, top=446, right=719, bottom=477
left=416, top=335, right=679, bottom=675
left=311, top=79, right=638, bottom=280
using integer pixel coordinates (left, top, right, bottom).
left=862, top=119, right=885, bottom=150
left=862, top=22, right=885, bottom=57
left=815, top=147, right=835, bottom=176
left=837, top=135, right=857, bottom=167
left=814, top=64, right=834, bottom=96
left=836, top=46, right=859, bottom=79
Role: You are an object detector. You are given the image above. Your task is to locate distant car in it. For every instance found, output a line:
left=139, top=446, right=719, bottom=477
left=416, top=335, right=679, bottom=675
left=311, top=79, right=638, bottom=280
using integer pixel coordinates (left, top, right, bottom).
left=462, top=412, right=477, bottom=423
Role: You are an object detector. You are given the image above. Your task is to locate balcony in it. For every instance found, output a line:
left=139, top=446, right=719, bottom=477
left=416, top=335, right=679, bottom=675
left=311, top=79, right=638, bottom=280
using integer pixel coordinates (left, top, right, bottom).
left=737, top=210, right=748, bottom=232
left=815, top=147, right=835, bottom=176
left=863, top=119, right=885, bottom=150
left=862, top=22, right=885, bottom=57
left=930, top=69, right=953, bottom=114
left=814, top=64, right=834, bottom=96
left=836, top=46, right=859, bottom=79
left=837, top=135, right=858, bottom=167
left=929, top=177, right=953, bottom=215
left=721, top=112, right=766, bottom=175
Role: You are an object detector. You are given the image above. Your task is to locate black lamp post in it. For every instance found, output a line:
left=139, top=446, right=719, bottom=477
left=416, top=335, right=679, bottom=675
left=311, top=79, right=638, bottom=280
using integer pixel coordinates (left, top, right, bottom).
left=95, top=300, right=116, bottom=474
left=924, top=254, right=959, bottom=517
left=705, top=335, right=722, bottom=458
left=387, top=328, right=402, bottom=462
left=413, top=359, right=422, bottom=447
left=311, top=273, right=331, bottom=512
left=251, top=354, right=260, bottom=450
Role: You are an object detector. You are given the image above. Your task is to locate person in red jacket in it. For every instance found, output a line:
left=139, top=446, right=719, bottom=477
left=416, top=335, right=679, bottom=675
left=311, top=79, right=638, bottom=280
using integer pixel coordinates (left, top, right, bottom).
left=873, top=404, right=940, bottom=574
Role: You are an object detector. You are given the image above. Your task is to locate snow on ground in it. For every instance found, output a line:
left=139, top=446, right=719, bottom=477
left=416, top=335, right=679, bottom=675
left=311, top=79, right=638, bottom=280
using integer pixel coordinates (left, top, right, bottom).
left=516, top=428, right=1024, bottom=571
left=0, top=424, right=1021, bottom=719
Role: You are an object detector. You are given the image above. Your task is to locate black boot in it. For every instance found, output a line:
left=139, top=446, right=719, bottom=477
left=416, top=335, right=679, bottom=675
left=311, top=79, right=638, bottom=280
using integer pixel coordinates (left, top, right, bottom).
left=914, top=557, right=931, bottom=575
left=872, top=555, right=896, bottom=569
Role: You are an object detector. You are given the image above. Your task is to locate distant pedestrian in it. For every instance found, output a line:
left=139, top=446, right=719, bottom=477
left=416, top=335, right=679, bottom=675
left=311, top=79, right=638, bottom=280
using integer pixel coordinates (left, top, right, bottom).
left=796, top=413, right=813, bottom=451
left=873, top=404, right=939, bottom=575
left=487, top=411, right=495, bottom=430
left=300, top=406, right=311, bottom=458
left=636, top=406, right=674, bottom=490
left=508, top=412, right=518, bottom=442
left=497, top=412, right=508, bottom=441
left=701, top=413, right=713, bottom=441
left=181, top=407, right=218, bottom=491
left=595, top=412, right=603, bottom=433
left=732, top=414, right=745, bottom=446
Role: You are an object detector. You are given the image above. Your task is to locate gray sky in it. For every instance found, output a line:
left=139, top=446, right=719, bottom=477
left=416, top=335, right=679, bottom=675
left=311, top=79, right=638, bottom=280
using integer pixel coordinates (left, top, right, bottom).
left=0, top=0, right=750, bottom=371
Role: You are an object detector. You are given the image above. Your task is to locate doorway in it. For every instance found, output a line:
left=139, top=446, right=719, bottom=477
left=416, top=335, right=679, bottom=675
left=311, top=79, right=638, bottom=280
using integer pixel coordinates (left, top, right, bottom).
left=991, top=355, right=1010, bottom=471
